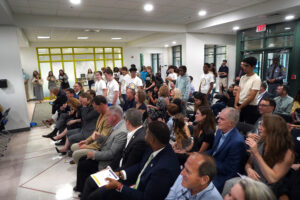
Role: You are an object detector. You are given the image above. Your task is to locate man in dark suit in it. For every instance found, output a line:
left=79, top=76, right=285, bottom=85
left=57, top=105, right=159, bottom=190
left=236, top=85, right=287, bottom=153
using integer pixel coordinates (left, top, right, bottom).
left=122, top=88, right=136, bottom=111
left=206, top=107, right=246, bottom=192
left=82, top=121, right=180, bottom=200
left=257, top=82, right=273, bottom=104
left=81, top=108, right=148, bottom=199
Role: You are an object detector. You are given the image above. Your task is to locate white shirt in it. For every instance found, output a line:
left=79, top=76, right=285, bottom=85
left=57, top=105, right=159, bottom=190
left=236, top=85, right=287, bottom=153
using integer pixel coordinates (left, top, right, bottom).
left=168, top=73, right=177, bottom=87
left=126, top=76, right=143, bottom=92
left=239, top=73, right=261, bottom=105
left=200, top=73, right=214, bottom=94
left=119, top=126, right=143, bottom=167
left=95, top=79, right=107, bottom=96
left=119, top=74, right=130, bottom=94
left=106, top=79, right=120, bottom=105
left=257, top=90, right=266, bottom=104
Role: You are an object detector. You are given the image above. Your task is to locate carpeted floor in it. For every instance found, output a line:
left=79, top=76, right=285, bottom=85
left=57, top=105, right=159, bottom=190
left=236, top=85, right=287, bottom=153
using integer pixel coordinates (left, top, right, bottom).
left=31, top=103, right=52, bottom=127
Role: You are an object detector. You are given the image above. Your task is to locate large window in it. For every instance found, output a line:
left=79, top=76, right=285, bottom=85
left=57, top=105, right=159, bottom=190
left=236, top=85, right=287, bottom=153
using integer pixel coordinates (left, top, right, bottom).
left=204, top=45, right=227, bottom=66
left=36, top=47, right=123, bottom=97
left=172, top=45, right=182, bottom=67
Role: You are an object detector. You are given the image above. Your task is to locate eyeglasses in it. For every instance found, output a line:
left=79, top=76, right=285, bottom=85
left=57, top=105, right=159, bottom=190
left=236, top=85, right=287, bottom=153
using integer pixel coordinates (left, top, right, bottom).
left=259, top=104, right=270, bottom=107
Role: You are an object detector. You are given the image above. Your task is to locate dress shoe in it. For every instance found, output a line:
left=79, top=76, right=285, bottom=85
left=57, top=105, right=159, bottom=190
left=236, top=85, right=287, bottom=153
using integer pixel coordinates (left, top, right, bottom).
left=73, top=186, right=79, bottom=192
left=42, top=128, right=58, bottom=138
left=55, top=147, right=66, bottom=155
left=55, top=140, right=65, bottom=146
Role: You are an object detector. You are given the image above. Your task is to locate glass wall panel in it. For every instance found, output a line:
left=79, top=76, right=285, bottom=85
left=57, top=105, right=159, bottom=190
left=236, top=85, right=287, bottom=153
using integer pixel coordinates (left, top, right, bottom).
left=52, top=62, right=63, bottom=79
left=95, top=48, right=103, bottom=53
left=114, top=54, right=122, bottom=59
left=106, top=60, right=113, bottom=68
left=244, top=39, right=263, bottom=50
left=114, top=48, right=121, bottom=53
left=115, top=60, right=122, bottom=68
left=205, top=55, right=214, bottom=64
left=63, top=55, right=73, bottom=60
left=75, top=54, right=94, bottom=60
left=50, top=48, right=61, bottom=54
left=216, top=46, right=226, bottom=54
left=105, top=54, right=113, bottom=59
left=51, top=55, right=61, bottom=61
left=96, top=61, right=104, bottom=71
left=74, top=48, right=93, bottom=53
left=266, top=36, right=293, bottom=48
left=39, top=55, right=50, bottom=61
left=39, top=63, right=51, bottom=97
left=95, top=54, right=104, bottom=59
left=75, top=61, right=95, bottom=79
left=62, top=48, right=72, bottom=54
left=105, top=48, right=112, bottom=53
left=38, top=48, right=49, bottom=54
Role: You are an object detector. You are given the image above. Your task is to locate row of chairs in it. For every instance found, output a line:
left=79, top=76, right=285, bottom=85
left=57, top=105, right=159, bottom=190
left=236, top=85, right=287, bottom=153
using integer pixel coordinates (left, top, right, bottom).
left=0, top=108, right=11, bottom=157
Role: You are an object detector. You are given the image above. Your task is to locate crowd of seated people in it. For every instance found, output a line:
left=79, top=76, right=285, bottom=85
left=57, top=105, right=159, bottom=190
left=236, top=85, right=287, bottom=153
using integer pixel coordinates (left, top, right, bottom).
left=39, top=60, right=300, bottom=200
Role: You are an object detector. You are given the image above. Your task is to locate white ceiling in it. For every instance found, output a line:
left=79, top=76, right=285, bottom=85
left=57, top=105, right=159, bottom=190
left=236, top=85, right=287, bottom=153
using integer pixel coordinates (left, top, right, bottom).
left=2, top=0, right=300, bottom=44
left=8, top=0, right=267, bottom=24
left=23, top=27, right=155, bottom=42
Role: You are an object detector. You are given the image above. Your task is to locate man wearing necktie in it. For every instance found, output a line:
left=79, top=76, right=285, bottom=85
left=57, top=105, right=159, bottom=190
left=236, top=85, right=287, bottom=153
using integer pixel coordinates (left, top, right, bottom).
left=85, top=121, right=181, bottom=200
left=206, top=107, right=246, bottom=192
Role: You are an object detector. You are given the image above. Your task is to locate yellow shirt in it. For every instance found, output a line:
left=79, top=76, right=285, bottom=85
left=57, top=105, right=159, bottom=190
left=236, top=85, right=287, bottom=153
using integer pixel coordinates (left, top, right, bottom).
left=291, top=101, right=300, bottom=113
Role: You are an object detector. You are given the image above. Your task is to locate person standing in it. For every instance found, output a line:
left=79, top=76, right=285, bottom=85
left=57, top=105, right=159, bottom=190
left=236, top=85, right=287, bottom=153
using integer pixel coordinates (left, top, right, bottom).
left=119, top=67, right=130, bottom=102
left=59, top=69, right=70, bottom=89
left=105, top=68, right=120, bottom=105
left=176, top=66, right=190, bottom=115
left=87, top=68, right=94, bottom=90
left=144, top=66, right=156, bottom=92
left=47, top=71, right=56, bottom=100
left=235, top=57, right=261, bottom=124
left=126, top=66, right=143, bottom=92
left=94, top=71, right=107, bottom=96
left=218, top=60, right=229, bottom=94
left=166, top=66, right=177, bottom=88
left=266, top=57, right=286, bottom=96
left=32, top=70, right=44, bottom=103
left=199, top=63, right=214, bottom=100
left=23, top=69, right=30, bottom=101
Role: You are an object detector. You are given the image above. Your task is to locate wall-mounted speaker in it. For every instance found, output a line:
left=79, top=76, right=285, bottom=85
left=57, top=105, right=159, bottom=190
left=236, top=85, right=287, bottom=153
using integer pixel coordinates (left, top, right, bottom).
left=0, top=79, right=8, bottom=88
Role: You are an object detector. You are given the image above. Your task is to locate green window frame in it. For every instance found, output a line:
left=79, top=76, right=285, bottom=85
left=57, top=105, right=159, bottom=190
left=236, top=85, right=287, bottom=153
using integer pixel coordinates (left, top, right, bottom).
left=204, top=45, right=227, bottom=65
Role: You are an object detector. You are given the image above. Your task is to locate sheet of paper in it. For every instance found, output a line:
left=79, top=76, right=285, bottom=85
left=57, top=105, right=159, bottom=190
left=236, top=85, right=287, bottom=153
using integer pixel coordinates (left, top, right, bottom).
left=91, top=166, right=119, bottom=187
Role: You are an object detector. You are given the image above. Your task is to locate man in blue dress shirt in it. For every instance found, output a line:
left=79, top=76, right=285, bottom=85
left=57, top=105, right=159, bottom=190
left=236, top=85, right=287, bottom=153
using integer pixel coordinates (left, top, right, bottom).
left=165, top=153, right=222, bottom=200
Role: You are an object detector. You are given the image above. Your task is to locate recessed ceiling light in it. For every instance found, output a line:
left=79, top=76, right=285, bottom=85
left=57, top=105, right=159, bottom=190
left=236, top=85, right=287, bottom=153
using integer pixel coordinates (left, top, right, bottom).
left=285, top=27, right=291, bottom=30
left=94, top=29, right=100, bottom=32
left=77, top=36, right=88, bottom=39
left=37, top=36, right=50, bottom=39
left=198, top=10, right=207, bottom=16
left=164, top=44, right=169, bottom=47
left=70, top=0, right=81, bottom=5
left=144, top=3, right=154, bottom=12
left=112, top=37, right=122, bottom=40
left=172, top=41, right=177, bottom=44
left=233, top=26, right=240, bottom=31
left=84, top=29, right=90, bottom=32
left=285, top=15, right=295, bottom=20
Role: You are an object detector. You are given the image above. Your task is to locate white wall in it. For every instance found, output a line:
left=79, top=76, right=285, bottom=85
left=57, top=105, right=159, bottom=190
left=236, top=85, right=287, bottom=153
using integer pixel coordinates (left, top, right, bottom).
left=0, top=26, right=30, bottom=130
left=185, top=33, right=236, bottom=89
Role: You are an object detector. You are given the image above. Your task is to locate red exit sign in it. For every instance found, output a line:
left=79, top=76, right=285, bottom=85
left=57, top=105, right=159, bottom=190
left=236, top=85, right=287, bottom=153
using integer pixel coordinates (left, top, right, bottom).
left=256, top=24, right=266, bottom=32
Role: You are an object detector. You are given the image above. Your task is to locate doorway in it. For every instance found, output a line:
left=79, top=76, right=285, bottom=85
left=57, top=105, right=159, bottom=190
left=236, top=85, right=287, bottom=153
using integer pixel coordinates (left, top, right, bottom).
left=243, top=49, right=290, bottom=82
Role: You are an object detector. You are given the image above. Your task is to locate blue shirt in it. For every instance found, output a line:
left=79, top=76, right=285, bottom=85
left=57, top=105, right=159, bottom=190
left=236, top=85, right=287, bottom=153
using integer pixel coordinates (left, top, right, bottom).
left=165, top=175, right=222, bottom=200
left=213, top=129, right=232, bottom=156
left=176, top=73, right=190, bottom=101
left=140, top=71, right=148, bottom=82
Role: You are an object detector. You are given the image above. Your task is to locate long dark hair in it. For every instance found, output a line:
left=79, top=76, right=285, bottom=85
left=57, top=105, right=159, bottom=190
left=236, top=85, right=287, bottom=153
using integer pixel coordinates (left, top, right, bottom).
left=173, top=114, right=189, bottom=140
left=33, top=70, right=39, bottom=78
left=262, top=114, right=294, bottom=167
left=193, top=106, right=216, bottom=138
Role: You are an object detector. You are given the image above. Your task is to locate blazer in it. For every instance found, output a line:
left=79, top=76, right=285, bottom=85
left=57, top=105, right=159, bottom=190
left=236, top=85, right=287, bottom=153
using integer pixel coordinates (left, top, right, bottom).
left=110, top=127, right=148, bottom=171
left=93, top=120, right=127, bottom=170
left=52, top=89, right=67, bottom=114
left=121, top=144, right=181, bottom=200
left=206, top=127, right=246, bottom=192
left=81, top=106, right=100, bottom=139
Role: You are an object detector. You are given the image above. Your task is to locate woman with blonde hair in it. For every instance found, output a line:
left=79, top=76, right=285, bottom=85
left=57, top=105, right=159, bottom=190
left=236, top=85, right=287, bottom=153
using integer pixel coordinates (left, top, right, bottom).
left=172, top=113, right=192, bottom=151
